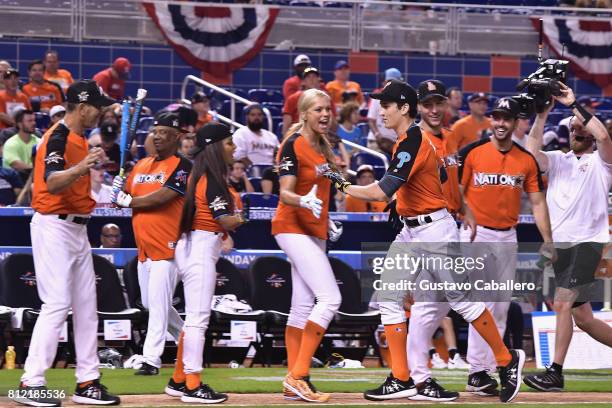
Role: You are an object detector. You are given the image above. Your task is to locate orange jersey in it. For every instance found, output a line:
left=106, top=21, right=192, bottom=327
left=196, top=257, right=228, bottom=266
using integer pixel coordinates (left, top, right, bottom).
left=272, top=133, right=332, bottom=240
left=22, top=80, right=64, bottom=111
left=0, top=91, right=32, bottom=129
left=345, top=195, right=387, bottom=212
left=44, top=69, right=74, bottom=92
left=32, top=122, right=95, bottom=215
left=325, top=80, right=364, bottom=106
left=422, top=127, right=462, bottom=213
left=126, top=155, right=192, bottom=261
left=450, top=115, right=491, bottom=150
left=283, top=90, right=336, bottom=124
left=192, top=173, right=241, bottom=233
left=389, top=125, right=448, bottom=217
left=459, top=139, right=543, bottom=229
left=196, top=113, right=213, bottom=130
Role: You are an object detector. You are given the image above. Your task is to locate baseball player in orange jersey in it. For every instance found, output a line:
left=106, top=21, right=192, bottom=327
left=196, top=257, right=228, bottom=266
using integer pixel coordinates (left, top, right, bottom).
left=164, top=123, right=247, bottom=404
left=458, top=97, right=554, bottom=397
left=14, top=80, right=120, bottom=407
left=403, top=79, right=478, bottom=402
left=273, top=89, right=342, bottom=403
left=111, top=112, right=192, bottom=376
left=324, top=80, right=525, bottom=403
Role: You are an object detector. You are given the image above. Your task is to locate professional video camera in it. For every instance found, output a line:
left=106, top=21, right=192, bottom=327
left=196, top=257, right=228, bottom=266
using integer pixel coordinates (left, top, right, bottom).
left=516, top=58, right=569, bottom=113
left=512, top=94, right=536, bottom=119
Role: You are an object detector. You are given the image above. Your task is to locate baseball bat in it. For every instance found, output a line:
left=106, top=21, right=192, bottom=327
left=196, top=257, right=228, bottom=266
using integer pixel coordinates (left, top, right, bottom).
left=118, top=89, right=147, bottom=178
left=118, top=100, right=131, bottom=178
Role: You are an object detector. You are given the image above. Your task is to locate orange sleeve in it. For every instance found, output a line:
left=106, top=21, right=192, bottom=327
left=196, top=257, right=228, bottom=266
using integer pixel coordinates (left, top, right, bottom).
left=356, top=83, right=364, bottom=105
left=0, top=93, right=6, bottom=113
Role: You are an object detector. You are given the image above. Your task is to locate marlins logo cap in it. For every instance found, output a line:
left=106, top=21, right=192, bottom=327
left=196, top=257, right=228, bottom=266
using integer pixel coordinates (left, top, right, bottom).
left=491, top=97, right=521, bottom=118
left=370, top=79, right=417, bottom=108
left=417, top=79, right=447, bottom=102
left=153, top=112, right=183, bottom=131
left=194, top=122, right=232, bottom=154
left=66, top=80, right=116, bottom=107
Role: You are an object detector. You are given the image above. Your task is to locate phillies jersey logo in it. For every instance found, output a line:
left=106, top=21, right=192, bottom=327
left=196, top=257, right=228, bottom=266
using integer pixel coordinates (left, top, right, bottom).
left=278, top=156, right=294, bottom=171
left=266, top=273, right=286, bottom=288
left=395, top=151, right=412, bottom=168
left=209, top=196, right=229, bottom=211
left=135, top=172, right=165, bottom=184
left=473, top=172, right=525, bottom=188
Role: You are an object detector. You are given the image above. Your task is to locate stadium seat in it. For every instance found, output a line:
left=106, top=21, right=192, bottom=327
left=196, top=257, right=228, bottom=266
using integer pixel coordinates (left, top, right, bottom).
left=220, top=100, right=247, bottom=121
left=138, top=116, right=154, bottom=131
left=34, top=112, right=50, bottom=132
left=241, top=192, right=279, bottom=209
left=248, top=176, right=262, bottom=192
left=248, top=256, right=292, bottom=366
left=356, top=122, right=370, bottom=146
left=248, top=89, right=283, bottom=104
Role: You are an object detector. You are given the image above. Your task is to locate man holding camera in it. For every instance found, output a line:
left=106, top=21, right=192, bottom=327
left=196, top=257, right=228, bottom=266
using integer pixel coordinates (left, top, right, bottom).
left=459, top=96, right=554, bottom=397
left=523, top=83, right=612, bottom=392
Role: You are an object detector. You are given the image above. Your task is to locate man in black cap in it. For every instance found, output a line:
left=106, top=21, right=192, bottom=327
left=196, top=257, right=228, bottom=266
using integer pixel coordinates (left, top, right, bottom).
left=111, top=111, right=192, bottom=377
left=14, top=80, right=120, bottom=407
left=324, top=83, right=529, bottom=403
left=459, top=96, right=553, bottom=398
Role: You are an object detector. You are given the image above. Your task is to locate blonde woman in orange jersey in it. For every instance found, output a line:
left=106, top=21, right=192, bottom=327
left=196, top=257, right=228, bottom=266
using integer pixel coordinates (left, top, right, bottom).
left=272, top=89, right=342, bottom=403
left=165, top=122, right=247, bottom=404
left=324, top=80, right=525, bottom=403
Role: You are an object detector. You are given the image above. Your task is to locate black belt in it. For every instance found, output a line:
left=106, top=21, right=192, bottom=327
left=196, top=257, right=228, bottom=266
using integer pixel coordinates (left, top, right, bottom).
left=58, top=214, right=90, bottom=225
left=481, top=225, right=512, bottom=232
left=403, top=215, right=433, bottom=228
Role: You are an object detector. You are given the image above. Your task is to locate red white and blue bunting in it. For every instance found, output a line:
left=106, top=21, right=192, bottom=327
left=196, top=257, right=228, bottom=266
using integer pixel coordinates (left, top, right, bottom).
left=534, top=17, right=612, bottom=88
left=143, top=2, right=279, bottom=76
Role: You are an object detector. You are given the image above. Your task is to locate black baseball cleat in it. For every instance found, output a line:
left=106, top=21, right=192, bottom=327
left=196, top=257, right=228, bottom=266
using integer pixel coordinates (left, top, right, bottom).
left=165, top=377, right=186, bottom=397
left=181, top=383, right=228, bottom=404
left=409, top=378, right=459, bottom=402
left=498, top=349, right=526, bottom=403
left=523, top=366, right=564, bottom=392
left=135, top=362, right=159, bottom=376
left=11, top=384, right=62, bottom=407
left=72, top=379, right=120, bottom=405
left=466, top=370, right=499, bottom=396
left=363, top=374, right=416, bottom=400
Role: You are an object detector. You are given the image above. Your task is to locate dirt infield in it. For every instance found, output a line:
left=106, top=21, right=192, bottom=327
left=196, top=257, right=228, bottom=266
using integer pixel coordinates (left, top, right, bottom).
left=29, top=392, right=612, bottom=407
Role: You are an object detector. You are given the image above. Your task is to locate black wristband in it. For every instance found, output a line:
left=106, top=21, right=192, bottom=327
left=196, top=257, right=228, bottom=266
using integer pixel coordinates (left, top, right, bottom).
left=571, top=101, right=593, bottom=126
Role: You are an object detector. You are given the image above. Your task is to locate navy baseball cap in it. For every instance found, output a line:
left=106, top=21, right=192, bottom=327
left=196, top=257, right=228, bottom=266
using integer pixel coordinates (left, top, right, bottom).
left=491, top=97, right=521, bottom=118
left=370, top=79, right=418, bottom=108
left=66, top=80, right=115, bottom=107
left=153, top=112, right=183, bottom=131
left=468, top=92, right=490, bottom=103
left=195, top=122, right=232, bottom=153
left=417, top=80, right=447, bottom=102
left=578, top=96, right=601, bottom=108
left=334, top=60, right=349, bottom=70
left=301, top=66, right=320, bottom=79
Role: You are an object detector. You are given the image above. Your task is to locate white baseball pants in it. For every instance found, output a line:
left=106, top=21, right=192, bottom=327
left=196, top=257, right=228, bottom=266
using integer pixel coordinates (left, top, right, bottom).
left=460, top=226, right=517, bottom=374
left=275, top=233, right=341, bottom=329
left=22, top=213, right=99, bottom=386
left=174, top=230, right=223, bottom=374
left=138, top=258, right=183, bottom=368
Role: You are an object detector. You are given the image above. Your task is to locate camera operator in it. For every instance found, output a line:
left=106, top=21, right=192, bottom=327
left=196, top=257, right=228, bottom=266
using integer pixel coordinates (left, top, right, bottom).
left=524, top=82, right=612, bottom=392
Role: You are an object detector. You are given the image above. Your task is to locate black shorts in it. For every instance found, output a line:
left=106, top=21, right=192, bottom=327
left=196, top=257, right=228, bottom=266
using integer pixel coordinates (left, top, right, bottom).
left=553, top=242, right=604, bottom=304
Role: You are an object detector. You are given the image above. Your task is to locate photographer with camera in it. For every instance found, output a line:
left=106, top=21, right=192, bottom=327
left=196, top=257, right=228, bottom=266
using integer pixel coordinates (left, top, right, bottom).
left=523, top=82, right=612, bottom=392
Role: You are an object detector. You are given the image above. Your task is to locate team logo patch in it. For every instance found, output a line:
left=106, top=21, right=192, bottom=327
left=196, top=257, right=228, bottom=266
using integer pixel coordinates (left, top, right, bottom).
left=135, top=172, right=165, bottom=184
left=278, top=156, right=294, bottom=172
left=498, top=99, right=511, bottom=109
left=19, top=271, right=36, bottom=287
left=266, top=273, right=286, bottom=288
left=427, top=81, right=436, bottom=91
left=209, top=195, right=229, bottom=211
left=174, top=169, right=188, bottom=186
left=78, top=91, right=89, bottom=102
left=473, top=172, right=525, bottom=188
left=44, top=151, right=63, bottom=165
left=395, top=151, right=412, bottom=169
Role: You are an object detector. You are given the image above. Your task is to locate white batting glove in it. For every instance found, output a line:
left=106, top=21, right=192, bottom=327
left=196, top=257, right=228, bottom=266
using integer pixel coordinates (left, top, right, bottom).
left=328, top=220, right=343, bottom=242
left=299, top=185, right=323, bottom=219
left=112, top=175, right=125, bottom=191
left=112, top=190, right=132, bottom=208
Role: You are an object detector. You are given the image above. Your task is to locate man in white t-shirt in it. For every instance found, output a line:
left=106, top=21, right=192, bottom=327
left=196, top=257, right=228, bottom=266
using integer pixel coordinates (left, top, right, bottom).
left=524, top=83, right=612, bottom=391
left=233, top=103, right=279, bottom=168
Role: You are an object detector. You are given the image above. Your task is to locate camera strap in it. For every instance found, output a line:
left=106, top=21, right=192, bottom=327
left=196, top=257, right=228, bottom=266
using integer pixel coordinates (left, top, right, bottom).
left=570, top=101, right=593, bottom=126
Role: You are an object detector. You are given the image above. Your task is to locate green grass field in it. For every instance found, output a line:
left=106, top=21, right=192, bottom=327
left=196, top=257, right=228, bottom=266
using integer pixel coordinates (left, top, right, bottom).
left=1, top=367, right=611, bottom=396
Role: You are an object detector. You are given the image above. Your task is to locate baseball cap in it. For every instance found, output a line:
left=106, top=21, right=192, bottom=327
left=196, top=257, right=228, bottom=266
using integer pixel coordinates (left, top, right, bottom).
left=49, top=105, right=66, bottom=118
left=194, top=122, right=231, bottom=153
left=191, top=91, right=209, bottom=104
left=578, top=96, right=601, bottom=108
left=417, top=79, right=447, bottom=103
left=370, top=79, right=418, bottom=107
left=468, top=92, right=489, bottom=103
left=100, top=122, right=118, bottom=139
left=3, top=69, right=19, bottom=79
left=491, top=97, right=521, bottom=118
left=153, top=112, right=183, bottom=131
left=112, top=57, right=131, bottom=79
left=301, top=66, right=320, bottom=78
left=335, top=60, right=349, bottom=70
left=294, top=54, right=311, bottom=66
left=384, top=68, right=402, bottom=81
left=356, top=164, right=375, bottom=177
left=66, top=80, right=115, bottom=107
